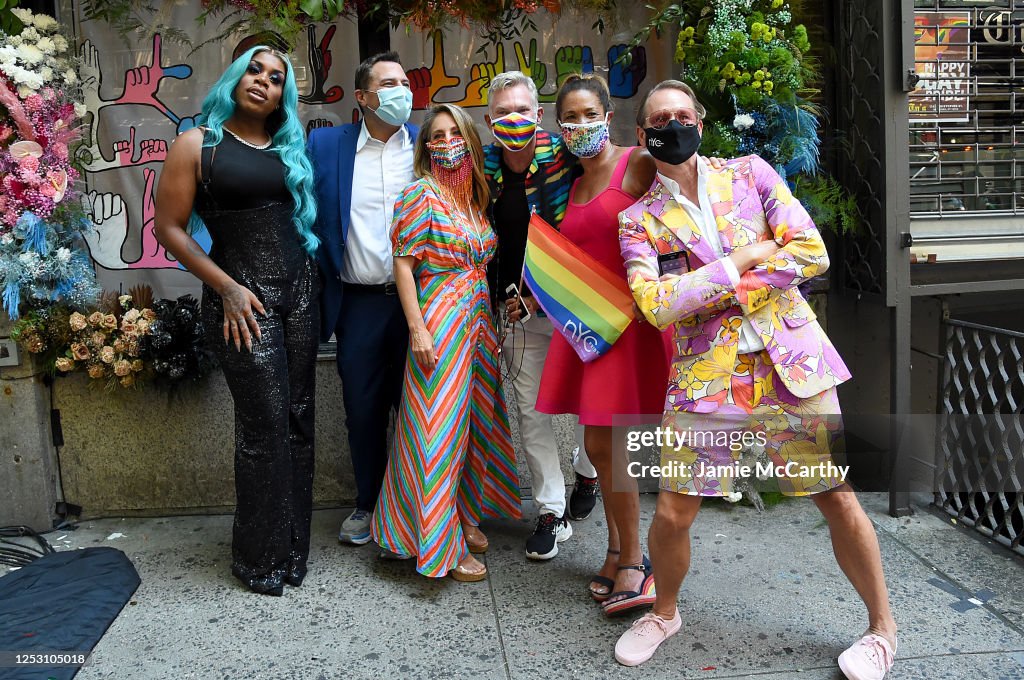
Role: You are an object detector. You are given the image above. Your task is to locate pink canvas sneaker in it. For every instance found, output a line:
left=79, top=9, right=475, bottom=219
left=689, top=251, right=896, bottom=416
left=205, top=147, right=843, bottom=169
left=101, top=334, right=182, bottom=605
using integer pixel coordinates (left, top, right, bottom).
left=613, top=610, right=682, bottom=666
left=838, top=633, right=897, bottom=680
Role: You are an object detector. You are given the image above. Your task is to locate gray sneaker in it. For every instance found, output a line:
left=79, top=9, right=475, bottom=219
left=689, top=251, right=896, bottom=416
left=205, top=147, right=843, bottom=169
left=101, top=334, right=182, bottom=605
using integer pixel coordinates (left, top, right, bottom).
left=338, top=509, right=372, bottom=545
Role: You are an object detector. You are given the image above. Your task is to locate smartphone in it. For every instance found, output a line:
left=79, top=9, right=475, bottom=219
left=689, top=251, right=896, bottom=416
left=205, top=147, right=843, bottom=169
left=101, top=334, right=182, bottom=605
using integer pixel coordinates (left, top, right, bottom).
left=505, top=283, right=532, bottom=324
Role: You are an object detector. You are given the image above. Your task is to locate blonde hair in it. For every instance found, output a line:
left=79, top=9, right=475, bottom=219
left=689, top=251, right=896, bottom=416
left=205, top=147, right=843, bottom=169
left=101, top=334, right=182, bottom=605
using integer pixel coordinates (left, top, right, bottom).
left=413, top=104, right=490, bottom=216
left=487, top=71, right=540, bottom=111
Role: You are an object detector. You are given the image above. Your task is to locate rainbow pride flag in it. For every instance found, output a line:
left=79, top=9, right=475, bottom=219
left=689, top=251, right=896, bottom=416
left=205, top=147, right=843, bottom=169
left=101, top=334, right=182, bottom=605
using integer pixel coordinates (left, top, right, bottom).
left=522, top=213, right=635, bottom=363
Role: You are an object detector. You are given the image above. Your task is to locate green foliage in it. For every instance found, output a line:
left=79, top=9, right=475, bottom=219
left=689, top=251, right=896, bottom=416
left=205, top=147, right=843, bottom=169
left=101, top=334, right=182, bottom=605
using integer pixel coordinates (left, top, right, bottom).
left=82, top=0, right=347, bottom=52
left=791, top=173, right=860, bottom=236
left=0, top=0, right=23, bottom=35
left=631, top=0, right=860, bottom=235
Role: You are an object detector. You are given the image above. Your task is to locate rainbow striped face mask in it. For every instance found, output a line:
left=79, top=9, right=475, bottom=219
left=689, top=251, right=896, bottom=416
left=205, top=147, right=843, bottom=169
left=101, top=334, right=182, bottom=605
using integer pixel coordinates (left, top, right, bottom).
left=490, top=112, right=538, bottom=152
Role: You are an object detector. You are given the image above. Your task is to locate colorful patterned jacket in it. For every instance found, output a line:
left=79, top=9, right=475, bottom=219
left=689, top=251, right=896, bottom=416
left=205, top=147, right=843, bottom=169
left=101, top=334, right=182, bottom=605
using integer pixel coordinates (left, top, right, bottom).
left=617, top=154, right=851, bottom=412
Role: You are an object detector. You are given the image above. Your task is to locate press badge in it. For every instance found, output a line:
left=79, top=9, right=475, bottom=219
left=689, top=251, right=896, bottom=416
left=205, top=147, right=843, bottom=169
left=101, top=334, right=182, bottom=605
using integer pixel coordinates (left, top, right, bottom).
left=658, top=251, right=691, bottom=277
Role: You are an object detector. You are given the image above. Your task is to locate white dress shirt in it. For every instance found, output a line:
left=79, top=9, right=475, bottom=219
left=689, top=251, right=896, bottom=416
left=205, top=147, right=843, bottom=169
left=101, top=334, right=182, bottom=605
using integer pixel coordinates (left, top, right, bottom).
left=657, top=158, right=765, bottom=353
left=341, top=123, right=415, bottom=285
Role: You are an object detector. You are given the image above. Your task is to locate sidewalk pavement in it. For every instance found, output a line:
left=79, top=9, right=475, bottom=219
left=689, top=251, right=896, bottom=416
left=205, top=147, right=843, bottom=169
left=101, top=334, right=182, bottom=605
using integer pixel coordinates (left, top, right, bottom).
left=29, top=492, right=1024, bottom=679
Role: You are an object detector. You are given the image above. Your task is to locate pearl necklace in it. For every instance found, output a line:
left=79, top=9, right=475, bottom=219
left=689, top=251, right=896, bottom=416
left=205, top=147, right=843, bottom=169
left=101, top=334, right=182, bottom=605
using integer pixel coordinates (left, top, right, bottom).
left=223, top=126, right=272, bottom=150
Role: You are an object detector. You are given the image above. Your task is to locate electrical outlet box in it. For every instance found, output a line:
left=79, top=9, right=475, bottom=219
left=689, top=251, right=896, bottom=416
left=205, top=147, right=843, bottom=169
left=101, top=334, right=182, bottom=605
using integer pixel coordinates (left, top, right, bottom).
left=0, top=338, right=20, bottom=366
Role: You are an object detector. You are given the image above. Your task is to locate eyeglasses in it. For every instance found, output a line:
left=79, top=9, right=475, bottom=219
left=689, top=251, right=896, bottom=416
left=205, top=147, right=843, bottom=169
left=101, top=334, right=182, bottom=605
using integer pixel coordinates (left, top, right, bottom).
left=644, top=108, right=702, bottom=130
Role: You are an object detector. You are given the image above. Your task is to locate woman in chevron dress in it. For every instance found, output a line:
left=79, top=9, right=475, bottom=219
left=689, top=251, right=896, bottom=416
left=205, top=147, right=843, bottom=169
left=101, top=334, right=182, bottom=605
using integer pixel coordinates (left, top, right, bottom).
left=371, top=104, right=521, bottom=581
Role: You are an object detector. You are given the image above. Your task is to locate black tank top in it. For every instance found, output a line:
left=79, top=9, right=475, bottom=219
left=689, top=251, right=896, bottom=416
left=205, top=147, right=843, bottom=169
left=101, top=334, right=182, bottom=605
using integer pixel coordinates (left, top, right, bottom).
left=196, top=131, right=293, bottom=212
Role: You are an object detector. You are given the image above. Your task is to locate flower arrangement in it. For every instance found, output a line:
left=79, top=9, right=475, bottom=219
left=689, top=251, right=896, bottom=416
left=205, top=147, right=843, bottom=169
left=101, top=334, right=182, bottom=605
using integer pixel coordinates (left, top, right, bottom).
left=10, top=286, right=219, bottom=389
left=631, top=0, right=858, bottom=235
left=141, top=294, right=218, bottom=384
left=0, top=7, right=98, bottom=319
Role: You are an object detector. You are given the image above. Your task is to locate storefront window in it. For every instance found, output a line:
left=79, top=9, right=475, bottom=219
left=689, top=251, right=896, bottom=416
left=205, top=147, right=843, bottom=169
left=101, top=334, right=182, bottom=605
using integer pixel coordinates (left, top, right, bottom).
left=910, top=1, right=1022, bottom=215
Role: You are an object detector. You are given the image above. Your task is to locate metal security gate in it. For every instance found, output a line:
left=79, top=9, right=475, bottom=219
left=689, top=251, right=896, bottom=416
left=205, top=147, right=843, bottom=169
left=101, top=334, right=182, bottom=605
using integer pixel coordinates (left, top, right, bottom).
left=936, top=318, right=1024, bottom=555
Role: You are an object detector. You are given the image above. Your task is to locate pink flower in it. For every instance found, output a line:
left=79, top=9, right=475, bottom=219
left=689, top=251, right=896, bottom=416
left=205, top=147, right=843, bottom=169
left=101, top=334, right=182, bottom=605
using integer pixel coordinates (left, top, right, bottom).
left=71, top=342, right=90, bottom=361
left=120, top=374, right=135, bottom=388
left=18, top=155, right=40, bottom=174
left=87, top=312, right=104, bottom=327
left=113, top=359, right=132, bottom=377
left=23, top=94, right=44, bottom=113
left=90, top=331, right=106, bottom=347
left=55, top=357, right=75, bottom=372
left=102, top=314, right=117, bottom=330
left=131, top=360, right=145, bottom=373
left=51, top=143, right=68, bottom=161
left=99, top=346, right=115, bottom=364
left=88, top=364, right=106, bottom=379
left=120, top=320, right=137, bottom=336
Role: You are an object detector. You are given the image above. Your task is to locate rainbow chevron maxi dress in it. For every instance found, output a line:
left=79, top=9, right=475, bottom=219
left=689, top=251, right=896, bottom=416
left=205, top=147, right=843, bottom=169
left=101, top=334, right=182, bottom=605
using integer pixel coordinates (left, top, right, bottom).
left=371, top=178, right=522, bottom=577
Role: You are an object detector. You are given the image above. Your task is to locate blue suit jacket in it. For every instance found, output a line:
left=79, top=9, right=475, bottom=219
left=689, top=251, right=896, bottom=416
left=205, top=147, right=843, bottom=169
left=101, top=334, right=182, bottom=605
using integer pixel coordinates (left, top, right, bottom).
left=307, top=122, right=419, bottom=342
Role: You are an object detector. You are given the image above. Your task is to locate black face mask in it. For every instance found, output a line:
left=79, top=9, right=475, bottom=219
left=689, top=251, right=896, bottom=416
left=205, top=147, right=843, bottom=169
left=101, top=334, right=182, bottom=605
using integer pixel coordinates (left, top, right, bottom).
left=643, top=120, right=701, bottom=165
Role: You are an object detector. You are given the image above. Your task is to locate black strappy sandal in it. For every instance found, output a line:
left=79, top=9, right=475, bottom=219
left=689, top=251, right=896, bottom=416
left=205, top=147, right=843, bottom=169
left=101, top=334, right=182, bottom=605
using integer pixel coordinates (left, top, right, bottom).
left=601, top=555, right=655, bottom=617
left=589, top=548, right=619, bottom=602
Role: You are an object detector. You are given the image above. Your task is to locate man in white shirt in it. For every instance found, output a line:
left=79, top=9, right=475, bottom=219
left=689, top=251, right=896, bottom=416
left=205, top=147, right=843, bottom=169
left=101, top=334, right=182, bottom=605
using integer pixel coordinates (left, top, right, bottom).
left=307, top=52, right=418, bottom=545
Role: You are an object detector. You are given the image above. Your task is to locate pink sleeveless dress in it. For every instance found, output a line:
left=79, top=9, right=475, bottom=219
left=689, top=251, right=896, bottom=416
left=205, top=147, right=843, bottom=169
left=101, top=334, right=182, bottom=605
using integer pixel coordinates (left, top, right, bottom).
left=536, top=147, right=672, bottom=426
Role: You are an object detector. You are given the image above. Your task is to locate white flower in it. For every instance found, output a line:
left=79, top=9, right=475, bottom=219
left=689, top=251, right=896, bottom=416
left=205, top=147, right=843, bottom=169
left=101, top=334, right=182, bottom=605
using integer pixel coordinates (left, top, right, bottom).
left=17, top=44, right=45, bottom=65
left=40, top=66, right=53, bottom=82
left=7, top=34, right=23, bottom=47
left=63, top=69, right=77, bottom=85
left=10, top=8, right=32, bottom=22
left=53, top=35, right=68, bottom=52
left=724, top=491, right=743, bottom=503
left=21, top=27, right=40, bottom=42
left=733, top=113, right=755, bottom=130
left=56, top=247, right=71, bottom=263
left=33, top=14, right=59, bottom=31
left=36, top=37, right=55, bottom=55
left=74, top=102, right=87, bottom=118
left=1, top=233, right=13, bottom=246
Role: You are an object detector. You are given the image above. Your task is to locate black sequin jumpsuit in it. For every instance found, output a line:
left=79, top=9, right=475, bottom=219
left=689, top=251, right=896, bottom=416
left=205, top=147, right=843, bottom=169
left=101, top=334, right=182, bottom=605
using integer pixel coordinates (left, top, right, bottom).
left=195, top=133, right=319, bottom=591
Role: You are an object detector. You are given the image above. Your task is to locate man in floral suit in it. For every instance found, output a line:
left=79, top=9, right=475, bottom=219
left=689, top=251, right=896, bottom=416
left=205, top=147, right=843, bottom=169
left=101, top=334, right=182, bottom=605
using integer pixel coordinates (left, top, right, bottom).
left=612, top=80, right=897, bottom=680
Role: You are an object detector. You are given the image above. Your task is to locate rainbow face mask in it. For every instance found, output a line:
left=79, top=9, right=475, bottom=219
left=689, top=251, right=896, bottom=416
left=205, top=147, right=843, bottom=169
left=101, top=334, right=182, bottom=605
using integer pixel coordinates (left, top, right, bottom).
left=490, top=111, right=538, bottom=152
left=427, top=137, right=470, bottom=170
left=559, top=114, right=610, bottom=159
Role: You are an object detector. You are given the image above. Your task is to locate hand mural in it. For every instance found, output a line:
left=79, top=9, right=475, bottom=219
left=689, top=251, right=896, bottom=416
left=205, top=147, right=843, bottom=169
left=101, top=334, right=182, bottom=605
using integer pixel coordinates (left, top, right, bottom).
left=81, top=190, right=128, bottom=270
left=306, top=118, right=334, bottom=134
left=607, top=44, right=647, bottom=98
left=514, top=39, right=548, bottom=95
left=299, top=24, right=344, bottom=105
left=457, top=43, right=505, bottom=107
left=114, top=34, right=193, bottom=123
left=407, top=31, right=461, bottom=110
left=555, top=45, right=594, bottom=86
left=134, top=167, right=176, bottom=269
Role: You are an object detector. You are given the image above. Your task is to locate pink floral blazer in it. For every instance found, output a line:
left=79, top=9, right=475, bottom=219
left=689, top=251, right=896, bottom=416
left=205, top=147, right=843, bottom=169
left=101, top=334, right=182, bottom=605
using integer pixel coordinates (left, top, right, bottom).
left=618, top=154, right=851, bottom=413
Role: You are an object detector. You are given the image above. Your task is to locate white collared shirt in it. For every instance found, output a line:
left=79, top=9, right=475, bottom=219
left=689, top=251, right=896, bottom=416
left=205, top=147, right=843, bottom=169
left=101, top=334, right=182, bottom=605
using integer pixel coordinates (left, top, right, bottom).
left=341, top=122, right=415, bottom=285
left=657, top=158, right=765, bottom=353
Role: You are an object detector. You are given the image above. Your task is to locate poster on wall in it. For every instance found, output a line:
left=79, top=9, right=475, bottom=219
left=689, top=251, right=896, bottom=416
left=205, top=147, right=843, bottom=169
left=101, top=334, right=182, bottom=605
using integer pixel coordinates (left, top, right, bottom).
left=67, top=1, right=360, bottom=300
left=392, top=9, right=676, bottom=147
left=66, top=1, right=675, bottom=301
left=910, top=11, right=971, bottom=123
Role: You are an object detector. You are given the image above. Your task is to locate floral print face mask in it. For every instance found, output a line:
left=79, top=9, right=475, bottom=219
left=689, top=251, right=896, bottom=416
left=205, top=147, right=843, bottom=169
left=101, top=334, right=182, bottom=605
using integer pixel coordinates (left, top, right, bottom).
left=559, top=114, right=610, bottom=159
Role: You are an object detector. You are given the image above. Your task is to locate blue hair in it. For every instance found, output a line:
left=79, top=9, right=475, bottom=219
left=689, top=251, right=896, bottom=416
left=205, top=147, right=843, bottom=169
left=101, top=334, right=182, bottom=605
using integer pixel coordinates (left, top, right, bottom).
left=190, top=46, right=319, bottom=254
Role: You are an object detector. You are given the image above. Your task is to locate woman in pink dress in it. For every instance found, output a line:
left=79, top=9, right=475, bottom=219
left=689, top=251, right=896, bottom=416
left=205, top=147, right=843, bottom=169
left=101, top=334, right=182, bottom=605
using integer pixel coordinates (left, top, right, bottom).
left=536, top=75, right=670, bottom=616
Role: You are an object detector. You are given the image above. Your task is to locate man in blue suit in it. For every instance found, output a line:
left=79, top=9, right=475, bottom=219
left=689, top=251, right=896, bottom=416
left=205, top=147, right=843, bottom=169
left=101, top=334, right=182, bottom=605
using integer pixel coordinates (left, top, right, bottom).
left=307, top=52, right=417, bottom=545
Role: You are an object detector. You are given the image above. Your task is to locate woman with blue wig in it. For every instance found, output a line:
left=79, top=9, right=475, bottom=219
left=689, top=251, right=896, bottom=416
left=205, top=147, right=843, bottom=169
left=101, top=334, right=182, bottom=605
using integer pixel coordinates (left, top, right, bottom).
left=155, top=46, right=319, bottom=596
